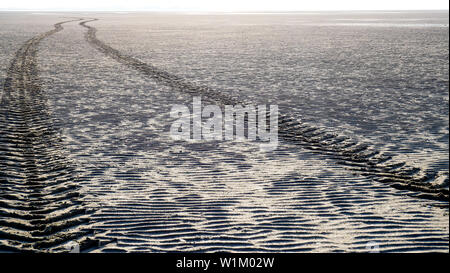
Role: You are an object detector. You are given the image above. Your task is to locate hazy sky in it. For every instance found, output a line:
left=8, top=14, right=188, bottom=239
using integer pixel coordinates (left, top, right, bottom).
left=1, top=0, right=449, bottom=11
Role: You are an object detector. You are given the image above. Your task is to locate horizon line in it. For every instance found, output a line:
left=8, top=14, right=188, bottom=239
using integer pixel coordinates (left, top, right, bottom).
left=0, top=8, right=449, bottom=12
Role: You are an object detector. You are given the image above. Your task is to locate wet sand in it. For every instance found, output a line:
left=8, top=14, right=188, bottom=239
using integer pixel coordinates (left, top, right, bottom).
left=0, top=13, right=448, bottom=252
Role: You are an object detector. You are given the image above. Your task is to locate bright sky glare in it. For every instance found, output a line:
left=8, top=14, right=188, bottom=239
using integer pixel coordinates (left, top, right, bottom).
left=1, top=0, right=448, bottom=11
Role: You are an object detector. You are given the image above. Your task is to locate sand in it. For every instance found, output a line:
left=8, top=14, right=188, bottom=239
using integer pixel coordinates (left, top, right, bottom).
left=0, top=12, right=448, bottom=252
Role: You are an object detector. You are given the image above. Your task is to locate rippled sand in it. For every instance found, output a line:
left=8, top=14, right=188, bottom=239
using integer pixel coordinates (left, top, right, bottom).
left=0, top=11, right=448, bottom=252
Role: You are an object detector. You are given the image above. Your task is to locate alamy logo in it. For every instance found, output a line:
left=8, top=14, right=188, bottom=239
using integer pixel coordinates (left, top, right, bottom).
left=65, top=241, right=80, bottom=253
left=169, top=97, right=278, bottom=151
left=366, top=241, right=380, bottom=253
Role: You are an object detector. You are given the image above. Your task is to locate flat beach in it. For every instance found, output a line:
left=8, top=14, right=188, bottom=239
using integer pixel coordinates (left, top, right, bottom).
left=0, top=11, right=448, bottom=252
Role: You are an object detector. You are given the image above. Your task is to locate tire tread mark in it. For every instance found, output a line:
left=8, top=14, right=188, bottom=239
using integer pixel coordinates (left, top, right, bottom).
left=79, top=19, right=448, bottom=203
left=0, top=18, right=98, bottom=252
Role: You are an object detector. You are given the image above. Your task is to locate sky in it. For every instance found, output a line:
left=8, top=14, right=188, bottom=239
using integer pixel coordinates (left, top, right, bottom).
left=0, top=0, right=448, bottom=11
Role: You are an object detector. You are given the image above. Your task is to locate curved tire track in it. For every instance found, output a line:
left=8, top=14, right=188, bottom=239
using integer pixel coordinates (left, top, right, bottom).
left=79, top=19, right=448, bottom=202
left=0, top=19, right=98, bottom=252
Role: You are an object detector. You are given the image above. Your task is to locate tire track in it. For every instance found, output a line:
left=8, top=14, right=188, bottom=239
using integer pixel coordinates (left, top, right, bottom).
left=0, top=19, right=98, bottom=252
left=79, top=19, right=448, bottom=202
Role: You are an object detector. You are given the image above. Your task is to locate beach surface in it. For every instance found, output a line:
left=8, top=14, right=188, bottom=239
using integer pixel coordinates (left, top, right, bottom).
left=0, top=11, right=448, bottom=252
